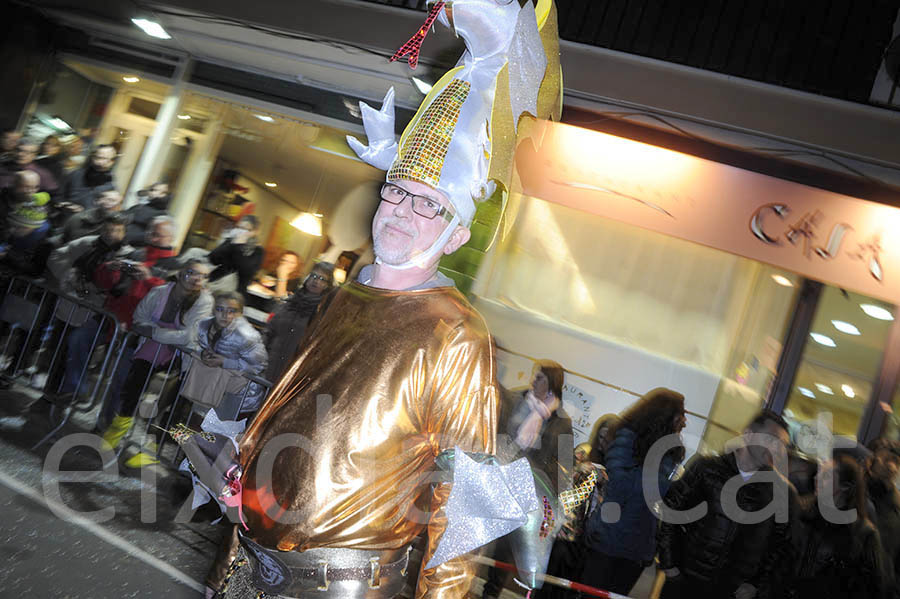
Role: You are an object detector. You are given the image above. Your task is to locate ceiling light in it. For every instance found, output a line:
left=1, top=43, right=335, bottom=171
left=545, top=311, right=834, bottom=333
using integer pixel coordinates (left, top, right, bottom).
left=815, top=383, right=834, bottom=395
left=254, top=114, right=274, bottom=123
left=831, top=320, right=860, bottom=335
left=122, top=76, right=140, bottom=83
left=313, top=213, right=323, bottom=217
left=290, top=212, right=322, bottom=236
left=177, top=114, right=191, bottom=120
left=131, top=18, right=172, bottom=40
left=771, top=274, right=794, bottom=287
left=841, top=384, right=855, bottom=398
left=810, top=332, right=836, bottom=347
left=798, top=387, right=816, bottom=398
left=48, top=117, right=71, bottom=131
left=411, top=76, right=433, bottom=95
left=860, top=303, right=894, bottom=321
left=264, top=182, right=277, bottom=188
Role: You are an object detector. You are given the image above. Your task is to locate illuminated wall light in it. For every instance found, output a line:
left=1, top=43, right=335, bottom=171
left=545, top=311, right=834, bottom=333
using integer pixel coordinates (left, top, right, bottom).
left=841, top=384, right=855, bottom=398
left=771, top=274, right=794, bottom=287
left=860, top=303, right=894, bottom=321
left=290, top=212, right=322, bottom=236
left=177, top=114, right=191, bottom=120
left=810, top=332, right=836, bottom=347
left=798, top=387, right=816, bottom=398
left=254, top=114, right=275, bottom=123
left=131, top=18, right=172, bottom=40
left=49, top=117, right=71, bottom=131
left=122, top=76, right=141, bottom=83
left=264, top=182, right=277, bottom=188
left=831, top=320, right=860, bottom=335
left=814, top=383, right=834, bottom=395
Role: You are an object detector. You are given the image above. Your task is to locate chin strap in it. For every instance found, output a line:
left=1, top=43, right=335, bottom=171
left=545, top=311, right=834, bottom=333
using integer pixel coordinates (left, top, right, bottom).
left=375, top=213, right=461, bottom=271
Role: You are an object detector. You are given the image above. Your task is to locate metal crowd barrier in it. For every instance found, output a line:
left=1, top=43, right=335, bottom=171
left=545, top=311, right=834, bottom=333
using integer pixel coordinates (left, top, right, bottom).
left=0, top=275, right=124, bottom=449
left=0, top=274, right=275, bottom=468
left=109, top=333, right=274, bottom=468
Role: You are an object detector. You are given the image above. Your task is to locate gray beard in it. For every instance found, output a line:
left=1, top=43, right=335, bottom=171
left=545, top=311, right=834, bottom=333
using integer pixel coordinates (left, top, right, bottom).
left=373, top=229, right=414, bottom=265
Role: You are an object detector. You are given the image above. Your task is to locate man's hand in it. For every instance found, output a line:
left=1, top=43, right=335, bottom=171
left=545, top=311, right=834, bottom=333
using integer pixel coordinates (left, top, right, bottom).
left=201, top=350, right=225, bottom=368
left=662, top=567, right=681, bottom=579
left=734, top=583, right=757, bottom=599
left=275, top=261, right=293, bottom=280
left=58, top=201, right=83, bottom=213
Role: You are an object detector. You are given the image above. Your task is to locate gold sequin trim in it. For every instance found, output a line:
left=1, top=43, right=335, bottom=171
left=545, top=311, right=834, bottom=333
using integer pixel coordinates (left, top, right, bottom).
left=387, top=78, right=470, bottom=188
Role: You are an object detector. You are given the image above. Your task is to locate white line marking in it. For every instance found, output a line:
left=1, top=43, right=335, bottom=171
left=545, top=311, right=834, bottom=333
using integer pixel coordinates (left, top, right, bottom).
left=0, top=473, right=206, bottom=593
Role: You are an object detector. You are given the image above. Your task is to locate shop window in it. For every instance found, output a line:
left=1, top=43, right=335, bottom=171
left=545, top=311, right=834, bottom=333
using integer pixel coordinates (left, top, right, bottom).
left=479, top=196, right=798, bottom=453
left=126, top=97, right=161, bottom=120
left=784, top=288, right=894, bottom=440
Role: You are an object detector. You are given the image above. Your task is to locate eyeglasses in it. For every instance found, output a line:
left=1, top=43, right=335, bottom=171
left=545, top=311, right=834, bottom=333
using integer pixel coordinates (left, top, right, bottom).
left=214, top=306, right=239, bottom=315
left=184, top=268, right=209, bottom=280
left=380, top=183, right=454, bottom=222
left=308, top=273, right=329, bottom=283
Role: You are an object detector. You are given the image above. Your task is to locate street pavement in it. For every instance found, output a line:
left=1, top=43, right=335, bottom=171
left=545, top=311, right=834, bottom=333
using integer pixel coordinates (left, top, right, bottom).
left=0, top=385, right=222, bottom=598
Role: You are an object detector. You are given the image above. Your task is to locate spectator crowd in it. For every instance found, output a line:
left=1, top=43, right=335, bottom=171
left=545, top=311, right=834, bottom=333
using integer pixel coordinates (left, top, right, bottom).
left=0, top=130, right=335, bottom=469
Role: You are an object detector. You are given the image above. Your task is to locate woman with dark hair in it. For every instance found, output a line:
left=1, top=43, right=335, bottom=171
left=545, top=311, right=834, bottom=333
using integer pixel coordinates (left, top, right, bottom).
left=581, top=388, right=687, bottom=595
left=790, top=454, right=885, bottom=599
left=483, top=360, right=574, bottom=599
left=100, top=259, right=214, bottom=455
left=208, top=215, right=264, bottom=297
left=588, top=413, right=620, bottom=465
left=263, top=262, right=334, bottom=383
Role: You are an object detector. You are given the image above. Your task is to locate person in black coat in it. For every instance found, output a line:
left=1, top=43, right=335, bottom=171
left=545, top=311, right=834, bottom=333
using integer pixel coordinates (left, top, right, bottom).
left=658, top=411, right=793, bottom=599
left=790, top=454, right=885, bottom=599
left=123, top=182, right=171, bottom=246
left=866, top=438, right=900, bottom=597
left=263, top=262, right=334, bottom=383
left=207, top=215, right=264, bottom=297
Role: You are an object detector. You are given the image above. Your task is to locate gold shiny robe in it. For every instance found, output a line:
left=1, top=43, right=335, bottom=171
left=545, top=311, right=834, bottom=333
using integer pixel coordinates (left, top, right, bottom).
left=235, top=281, right=498, bottom=599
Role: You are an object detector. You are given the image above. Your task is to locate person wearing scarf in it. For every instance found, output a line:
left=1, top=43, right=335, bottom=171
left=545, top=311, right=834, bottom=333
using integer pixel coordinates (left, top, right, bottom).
left=262, top=261, right=334, bottom=383
left=483, top=360, right=573, bottom=599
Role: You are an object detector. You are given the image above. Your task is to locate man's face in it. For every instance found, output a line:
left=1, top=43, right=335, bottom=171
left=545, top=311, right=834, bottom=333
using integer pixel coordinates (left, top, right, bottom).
left=179, top=263, right=211, bottom=293
left=372, top=180, right=455, bottom=266
left=95, top=191, right=122, bottom=213
left=870, top=449, right=900, bottom=483
left=744, top=421, right=790, bottom=470
left=213, top=298, right=241, bottom=329
left=149, top=183, right=168, bottom=199
left=41, top=138, right=61, bottom=157
left=15, top=143, right=38, bottom=167
left=91, top=147, right=116, bottom=172
left=2, top=131, right=21, bottom=152
left=14, top=171, right=39, bottom=197
left=147, top=223, right=174, bottom=248
left=101, top=223, right=126, bottom=246
left=304, top=270, right=330, bottom=295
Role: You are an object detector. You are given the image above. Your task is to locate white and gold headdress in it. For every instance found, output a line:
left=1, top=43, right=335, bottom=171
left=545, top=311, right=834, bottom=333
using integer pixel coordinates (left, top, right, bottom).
left=348, top=0, right=562, bottom=266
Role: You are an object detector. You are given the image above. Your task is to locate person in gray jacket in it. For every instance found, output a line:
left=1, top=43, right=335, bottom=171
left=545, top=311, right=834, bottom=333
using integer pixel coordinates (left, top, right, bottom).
left=195, top=291, right=268, bottom=418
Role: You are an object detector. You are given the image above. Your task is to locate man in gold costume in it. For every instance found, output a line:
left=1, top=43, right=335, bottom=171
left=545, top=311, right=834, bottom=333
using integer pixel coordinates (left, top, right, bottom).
left=207, top=1, right=562, bottom=597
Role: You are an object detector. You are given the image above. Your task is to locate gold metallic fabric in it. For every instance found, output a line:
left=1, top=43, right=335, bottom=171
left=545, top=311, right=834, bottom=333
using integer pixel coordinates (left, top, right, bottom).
left=237, top=282, right=498, bottom=599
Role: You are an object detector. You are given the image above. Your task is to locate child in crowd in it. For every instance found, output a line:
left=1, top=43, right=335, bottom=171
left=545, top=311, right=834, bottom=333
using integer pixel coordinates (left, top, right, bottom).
left=192, top=290, right=268, bottom=419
